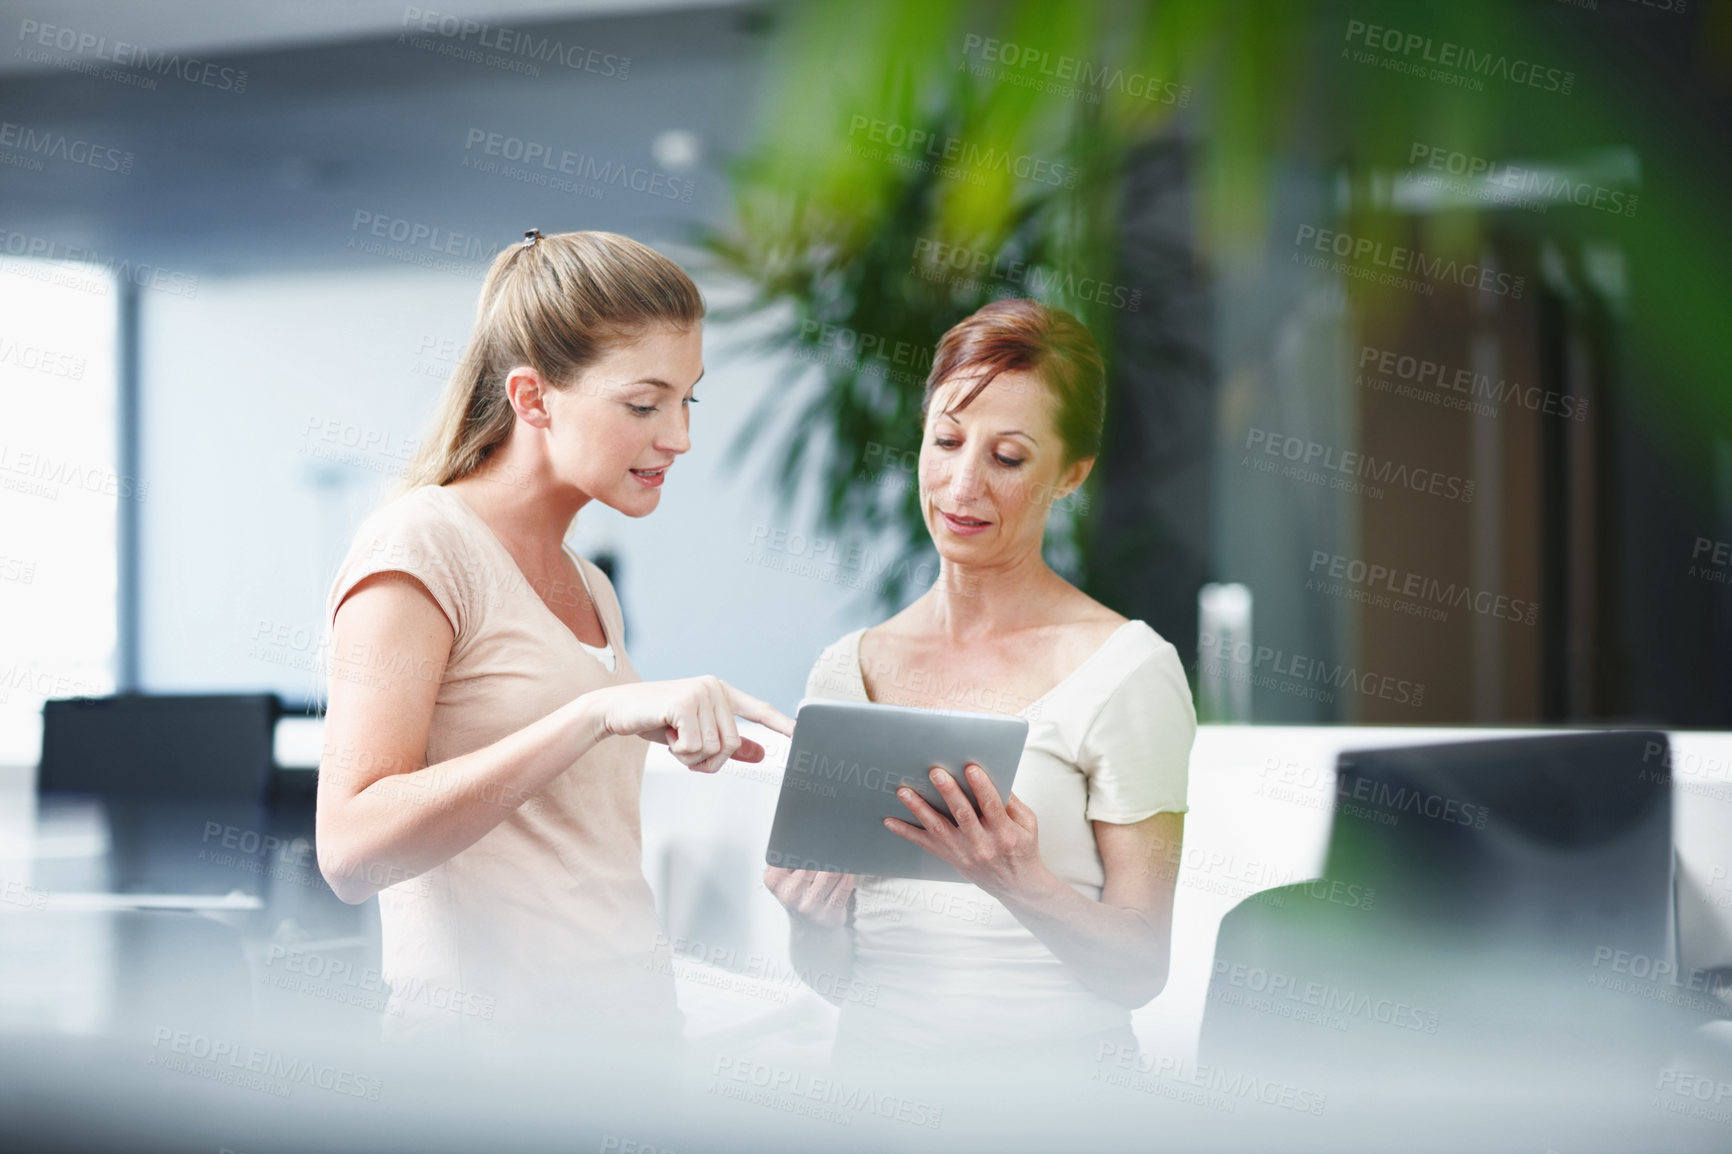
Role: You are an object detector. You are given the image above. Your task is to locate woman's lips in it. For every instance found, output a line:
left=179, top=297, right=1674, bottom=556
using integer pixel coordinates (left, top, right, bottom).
left=629, top=466, right=668, bottom=488
left=939, top=511, right=991, bottom=536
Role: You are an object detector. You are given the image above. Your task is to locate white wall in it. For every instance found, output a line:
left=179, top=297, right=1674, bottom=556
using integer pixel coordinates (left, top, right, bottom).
left=138, top=263, right=875, bottom=714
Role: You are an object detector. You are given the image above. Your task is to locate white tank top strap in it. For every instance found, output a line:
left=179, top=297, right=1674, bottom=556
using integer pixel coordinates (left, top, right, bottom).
left=576, top=637, right=617, bottom=672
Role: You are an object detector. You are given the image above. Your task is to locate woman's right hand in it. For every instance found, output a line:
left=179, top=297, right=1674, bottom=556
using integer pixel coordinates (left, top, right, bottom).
left=764, top=867, right=855, bottom=928
left=587, top=675, right=793, bottom=774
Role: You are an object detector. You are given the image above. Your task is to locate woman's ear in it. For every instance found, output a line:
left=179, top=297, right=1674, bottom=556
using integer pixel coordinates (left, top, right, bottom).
left=503, top=366, right=551, bottom=428
left=1056, top=455, right=1095, bottom=504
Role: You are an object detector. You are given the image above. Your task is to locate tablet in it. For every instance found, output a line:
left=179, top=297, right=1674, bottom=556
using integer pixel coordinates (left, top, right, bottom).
left=764, top=699, right=1029, bottom=882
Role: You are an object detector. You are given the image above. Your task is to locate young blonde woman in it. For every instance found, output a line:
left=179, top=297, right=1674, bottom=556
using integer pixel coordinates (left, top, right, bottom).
left=765, top=299, right=1196, bottom=1068
left=315, top=230, right=790, bottom=1058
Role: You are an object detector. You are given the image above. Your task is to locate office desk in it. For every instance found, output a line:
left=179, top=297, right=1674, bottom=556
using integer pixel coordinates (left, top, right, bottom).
left=0, top=768, right=375, bottom=1039
left=640, top=725, right=1732, bottom=1063
left=3, top=729, right=1730, bottom=1154
left=15, top=724, right=1728, bottom=1052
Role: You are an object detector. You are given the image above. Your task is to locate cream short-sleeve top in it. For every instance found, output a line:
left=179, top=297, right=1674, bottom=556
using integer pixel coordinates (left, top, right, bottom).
left=325, top=485, right=679, bottom=1049
left=804, top=620, right=1194, bottom=1054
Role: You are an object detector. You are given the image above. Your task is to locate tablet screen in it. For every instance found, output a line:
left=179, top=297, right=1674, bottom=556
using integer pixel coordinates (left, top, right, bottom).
left=764, top=700, right=1029, bottom=882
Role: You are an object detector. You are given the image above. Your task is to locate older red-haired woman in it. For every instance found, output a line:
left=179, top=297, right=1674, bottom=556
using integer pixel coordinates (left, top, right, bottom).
left=766, top=299, right=1195, bottom=1068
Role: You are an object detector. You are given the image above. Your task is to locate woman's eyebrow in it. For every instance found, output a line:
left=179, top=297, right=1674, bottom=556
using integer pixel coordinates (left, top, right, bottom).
left=934, top=414, right=1039, bottom=444
left=631, top=369, right=705, bottom=390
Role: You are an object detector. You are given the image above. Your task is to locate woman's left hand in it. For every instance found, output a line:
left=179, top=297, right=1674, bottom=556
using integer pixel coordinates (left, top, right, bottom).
left=884, top=764, right=1058, bottom=903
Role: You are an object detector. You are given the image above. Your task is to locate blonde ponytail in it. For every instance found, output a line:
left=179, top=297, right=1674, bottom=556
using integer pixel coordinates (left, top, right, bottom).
left=401, top=230, right=704, bottom=491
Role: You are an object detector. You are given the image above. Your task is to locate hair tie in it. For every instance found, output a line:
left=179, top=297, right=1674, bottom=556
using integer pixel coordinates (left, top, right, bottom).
left=521, top=228, right=543, bottom=248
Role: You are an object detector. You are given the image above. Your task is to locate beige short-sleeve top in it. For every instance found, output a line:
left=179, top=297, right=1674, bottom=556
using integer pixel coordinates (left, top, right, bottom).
left=325, top=484, right=679, bottom=1049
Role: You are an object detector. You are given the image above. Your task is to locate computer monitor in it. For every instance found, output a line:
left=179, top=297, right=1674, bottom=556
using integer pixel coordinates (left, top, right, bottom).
left=1201, top=731, right=1684, bottom=1087
left=1325, top=729, right=1673, bottom=963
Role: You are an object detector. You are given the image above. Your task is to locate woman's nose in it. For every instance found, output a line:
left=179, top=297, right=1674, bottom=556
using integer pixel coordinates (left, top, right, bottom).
left=947, top=454, right=986, bottom=498
left=658, top=410, right=692, bottom=456
left=950, top=475, right=979, bottom=500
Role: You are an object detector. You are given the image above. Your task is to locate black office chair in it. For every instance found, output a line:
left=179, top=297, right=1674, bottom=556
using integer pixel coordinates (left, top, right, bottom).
left=1199, top=731, right=1692, bottom=1089
left=38, top=693, right=280, bottom=802
left=36, top=693, right=283, bottom=893
left=22, top=695, right=285, bottom=1044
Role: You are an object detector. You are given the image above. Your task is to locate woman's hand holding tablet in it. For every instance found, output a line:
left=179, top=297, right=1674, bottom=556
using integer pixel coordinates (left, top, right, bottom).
left=763, top=867, right=854, bottom=927
left=884, top=763, right=1055, bottom=904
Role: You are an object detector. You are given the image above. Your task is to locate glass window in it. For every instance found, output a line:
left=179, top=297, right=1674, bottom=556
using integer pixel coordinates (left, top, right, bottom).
left=0, top=260, right=120, bottom=766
